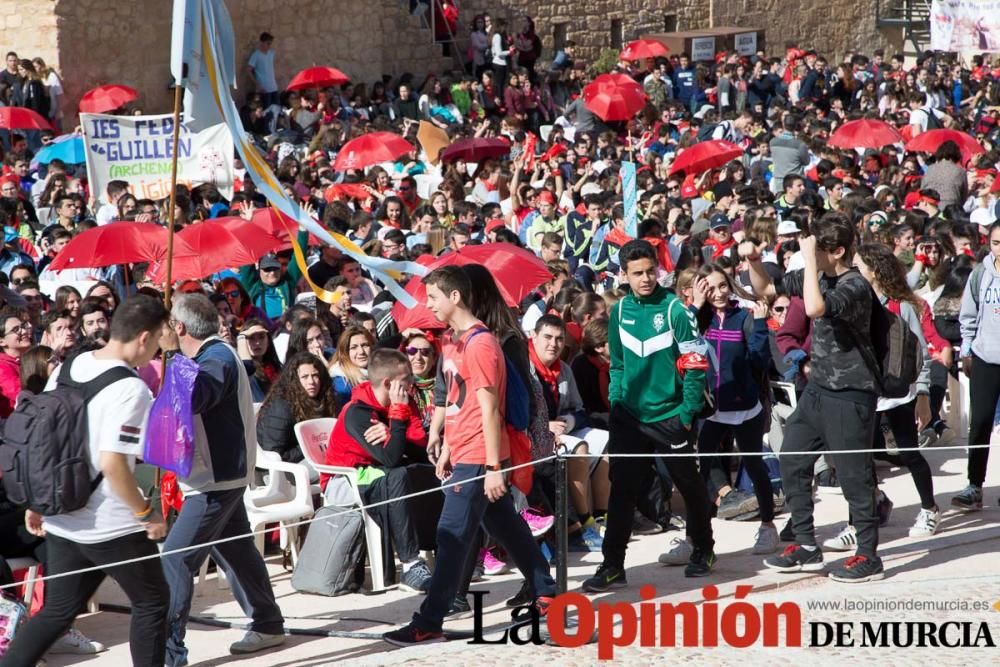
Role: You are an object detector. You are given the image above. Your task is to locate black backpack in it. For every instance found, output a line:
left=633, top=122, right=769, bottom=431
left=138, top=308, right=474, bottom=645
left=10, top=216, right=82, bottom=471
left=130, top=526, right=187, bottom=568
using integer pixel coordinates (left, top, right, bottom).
left=0, top=355, right=136, bottom=516
left=924, top=108, right=943, bottom=131
left=851, top=293, right=923, bottom=399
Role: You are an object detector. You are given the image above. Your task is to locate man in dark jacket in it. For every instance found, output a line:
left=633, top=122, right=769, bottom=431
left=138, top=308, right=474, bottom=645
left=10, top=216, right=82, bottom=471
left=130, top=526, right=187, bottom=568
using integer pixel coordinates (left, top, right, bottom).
left=323, top=349, right=433, bottom=592
left=161, top=294, right=286, bottom=665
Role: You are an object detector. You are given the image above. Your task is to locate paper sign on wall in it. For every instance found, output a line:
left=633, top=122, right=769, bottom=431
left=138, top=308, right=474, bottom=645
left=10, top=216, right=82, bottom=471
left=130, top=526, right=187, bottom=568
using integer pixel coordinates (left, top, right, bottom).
left=691, top=36, right=716, bottom=61
left=736, top=32, right=758, bottom=56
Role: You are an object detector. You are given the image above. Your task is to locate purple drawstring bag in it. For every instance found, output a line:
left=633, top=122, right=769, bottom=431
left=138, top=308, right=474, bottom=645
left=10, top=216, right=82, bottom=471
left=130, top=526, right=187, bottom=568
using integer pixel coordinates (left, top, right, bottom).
left=143, top=355, right=199, bottom=477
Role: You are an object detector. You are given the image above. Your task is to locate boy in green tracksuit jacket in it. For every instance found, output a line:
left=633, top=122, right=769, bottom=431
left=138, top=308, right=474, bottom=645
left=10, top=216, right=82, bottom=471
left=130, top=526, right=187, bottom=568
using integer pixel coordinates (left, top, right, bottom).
left=583, top=240, right=716, bottom=593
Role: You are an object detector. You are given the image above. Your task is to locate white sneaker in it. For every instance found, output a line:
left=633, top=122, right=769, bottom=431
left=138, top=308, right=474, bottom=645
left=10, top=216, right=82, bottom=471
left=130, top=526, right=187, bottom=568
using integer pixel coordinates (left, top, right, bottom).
left=48, top=628, right=106, bottom=655
left=229, top=630, right=285, bottom=655
left=751, top=524, right=780, bottom=554
left=908, top=507, right=941, bottom=538
left=657, top=536, right=693, bottom=565
left=822, top=524, right=857, bottom=552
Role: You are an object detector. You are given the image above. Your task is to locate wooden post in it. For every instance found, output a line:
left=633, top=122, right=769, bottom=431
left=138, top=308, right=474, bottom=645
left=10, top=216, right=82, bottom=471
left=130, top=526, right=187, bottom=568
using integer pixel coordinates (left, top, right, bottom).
left=163, top=83, right=184, bottom=311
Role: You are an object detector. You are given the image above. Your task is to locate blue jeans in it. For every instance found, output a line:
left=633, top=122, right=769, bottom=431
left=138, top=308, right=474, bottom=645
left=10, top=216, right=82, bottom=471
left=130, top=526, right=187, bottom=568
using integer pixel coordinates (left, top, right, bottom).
left=413, top=463, right=555, bottom=632
left=161, top=488, right=284, bottom=666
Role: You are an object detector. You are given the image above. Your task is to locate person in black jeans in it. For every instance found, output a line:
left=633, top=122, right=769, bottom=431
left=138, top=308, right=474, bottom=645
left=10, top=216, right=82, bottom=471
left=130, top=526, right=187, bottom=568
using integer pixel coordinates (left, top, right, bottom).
left=747, top=213, right=885, bottom=583
left=2, top=295, right=171, bottom=666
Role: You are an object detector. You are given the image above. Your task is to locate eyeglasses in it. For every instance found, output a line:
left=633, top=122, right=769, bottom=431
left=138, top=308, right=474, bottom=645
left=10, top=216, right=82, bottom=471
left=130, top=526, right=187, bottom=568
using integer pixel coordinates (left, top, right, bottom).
left=4, top=322, right=30, bottom=336
left=406, top=346, right=433, bottom=357
left=224, top=289, right=241, bottom=299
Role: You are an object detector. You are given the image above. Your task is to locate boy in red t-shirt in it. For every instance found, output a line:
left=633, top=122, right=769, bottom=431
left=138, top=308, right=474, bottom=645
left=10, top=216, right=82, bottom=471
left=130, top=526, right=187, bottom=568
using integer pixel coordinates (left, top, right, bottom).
left=383, top=266, right=555, bottom=647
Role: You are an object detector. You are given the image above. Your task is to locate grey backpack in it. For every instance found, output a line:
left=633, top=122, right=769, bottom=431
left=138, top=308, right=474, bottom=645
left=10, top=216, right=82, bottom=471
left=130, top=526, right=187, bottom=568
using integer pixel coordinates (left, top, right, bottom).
left=291, top=505, right=365, bottom=596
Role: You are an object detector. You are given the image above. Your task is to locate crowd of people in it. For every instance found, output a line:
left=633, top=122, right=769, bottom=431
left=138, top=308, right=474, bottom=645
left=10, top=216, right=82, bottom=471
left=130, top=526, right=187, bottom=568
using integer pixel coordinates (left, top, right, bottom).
left=0, top=17, right=999, bottom=664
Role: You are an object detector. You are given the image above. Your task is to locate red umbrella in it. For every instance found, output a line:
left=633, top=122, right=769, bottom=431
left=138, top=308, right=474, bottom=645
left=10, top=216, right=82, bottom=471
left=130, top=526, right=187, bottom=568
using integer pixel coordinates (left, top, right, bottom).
left=391, top=244, right=551, bottom=330
left=583, top=73, right=646, bottom=121
left=147, top=217, right=287, bottom=282
left=828, top=119, right=903, bottom=149
left=48, top=221, right=180, bottom=271
left=333, top=132, right=414, bottom=171
left=246, top=207, right=325, bottom=246
left=440, top=137, right=510, bottom=163
left=905, top=129, right=985, bottom=164
left=79, top=84, right=138, bottom=114
left=668, top=139, right=744, bottom=176
left=287, top=66, right=350, bottom=91
left=0, top=107, right=52, bottom=131
left=620, top=39, right=669, bottom=61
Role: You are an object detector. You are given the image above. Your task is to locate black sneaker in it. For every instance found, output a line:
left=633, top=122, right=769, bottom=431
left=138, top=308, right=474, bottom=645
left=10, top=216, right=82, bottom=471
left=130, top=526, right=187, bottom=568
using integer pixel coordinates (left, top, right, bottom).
left=763, top=544, right=825, bottom=573
left=828, top=555, right=885, bottom=583
left=632, top=511, right=664, bottom=535
left=779, top=519, right=795, bottom=542
left=505, top=580, right=532, bottom=607
left=717, top=489, right=759, bottom=519
left=582, top=563, right=628, bottom=593
left=445, top=595, right=473, bottom=620
left=684, top=547, right=716, bottom=577
left=382, top=623, right=445, bottom=647
left=399, top=560, right=432, bottom=593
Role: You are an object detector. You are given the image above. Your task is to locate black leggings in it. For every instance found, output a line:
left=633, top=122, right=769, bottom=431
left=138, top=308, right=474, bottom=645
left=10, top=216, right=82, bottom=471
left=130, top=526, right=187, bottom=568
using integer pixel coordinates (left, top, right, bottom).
left=873, top=399, right=936, bottom=509
left=967, top=355, right=1000, bottom=486
left=698, top=409, right=775, bottom=522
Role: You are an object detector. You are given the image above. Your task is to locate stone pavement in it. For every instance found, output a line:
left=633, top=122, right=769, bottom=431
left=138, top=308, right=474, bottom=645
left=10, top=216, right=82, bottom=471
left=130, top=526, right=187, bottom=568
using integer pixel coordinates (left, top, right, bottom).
left=44, top=445, right=1000, bottom=667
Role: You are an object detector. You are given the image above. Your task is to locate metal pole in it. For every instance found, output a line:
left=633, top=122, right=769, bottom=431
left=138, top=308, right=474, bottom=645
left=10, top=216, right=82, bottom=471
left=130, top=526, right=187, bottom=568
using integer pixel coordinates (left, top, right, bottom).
left=554, top=455, right=568, bottom=594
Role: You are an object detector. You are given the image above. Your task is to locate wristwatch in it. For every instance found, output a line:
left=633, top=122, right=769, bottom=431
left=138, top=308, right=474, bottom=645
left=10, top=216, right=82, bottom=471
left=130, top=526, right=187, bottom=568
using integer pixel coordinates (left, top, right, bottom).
left=485, top=464, right=502, bottom=472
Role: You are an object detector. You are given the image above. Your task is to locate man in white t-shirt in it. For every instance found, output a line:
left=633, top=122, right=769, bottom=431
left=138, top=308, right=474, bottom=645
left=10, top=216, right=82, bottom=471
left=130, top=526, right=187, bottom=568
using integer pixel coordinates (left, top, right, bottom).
left=247, top=32, right=278, bottom=108
left=907, top=90, right=944, bottom=137
left=5, top=295, right=170, bottom=666
left=95, top=179, right=130, bottom=226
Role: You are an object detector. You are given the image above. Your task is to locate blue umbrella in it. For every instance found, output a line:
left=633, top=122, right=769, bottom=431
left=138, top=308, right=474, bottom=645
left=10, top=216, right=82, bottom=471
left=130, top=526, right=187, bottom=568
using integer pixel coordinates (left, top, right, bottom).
left=35, top=136, right=86, bottom=164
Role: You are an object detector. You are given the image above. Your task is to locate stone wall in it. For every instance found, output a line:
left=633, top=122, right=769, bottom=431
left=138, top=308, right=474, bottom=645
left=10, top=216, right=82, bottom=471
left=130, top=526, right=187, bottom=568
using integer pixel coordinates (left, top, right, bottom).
left=457, top=0, right=902, bottom=66
left=0, top=0, right=454, bottom=126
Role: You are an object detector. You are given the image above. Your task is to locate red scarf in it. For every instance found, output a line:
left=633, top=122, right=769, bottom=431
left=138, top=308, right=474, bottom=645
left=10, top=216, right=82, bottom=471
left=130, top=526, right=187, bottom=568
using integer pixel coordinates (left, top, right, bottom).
left=587, top=353, right=611, bottom=411
left=528, top=338, right=561, bottom=408
left=703, top=236, right=736, bottom=260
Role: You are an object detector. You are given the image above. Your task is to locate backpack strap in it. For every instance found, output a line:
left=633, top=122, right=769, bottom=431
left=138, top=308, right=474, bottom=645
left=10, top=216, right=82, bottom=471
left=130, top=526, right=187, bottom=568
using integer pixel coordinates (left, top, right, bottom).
left=57, top=354, right=138, bottom=403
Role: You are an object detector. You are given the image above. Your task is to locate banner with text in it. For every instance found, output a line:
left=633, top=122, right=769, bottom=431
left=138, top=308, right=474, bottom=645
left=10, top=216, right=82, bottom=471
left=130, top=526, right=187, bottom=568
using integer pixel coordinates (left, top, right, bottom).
left=930, top=0, right=1000, bottom=52
left=82, top=112, right=234, bottom=204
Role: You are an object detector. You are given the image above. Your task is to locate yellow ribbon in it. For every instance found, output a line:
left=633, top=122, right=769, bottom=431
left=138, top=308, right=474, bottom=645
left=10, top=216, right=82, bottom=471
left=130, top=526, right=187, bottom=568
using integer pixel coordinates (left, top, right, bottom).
left=271, top=206, right=344, bottom=306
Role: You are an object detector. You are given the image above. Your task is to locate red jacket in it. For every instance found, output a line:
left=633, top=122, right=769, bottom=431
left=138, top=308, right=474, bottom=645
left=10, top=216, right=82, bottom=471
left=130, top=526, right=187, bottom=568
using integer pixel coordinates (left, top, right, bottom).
left=0, top=353, right=20, bottom=418
left=321, top=382, right=427, bottom=489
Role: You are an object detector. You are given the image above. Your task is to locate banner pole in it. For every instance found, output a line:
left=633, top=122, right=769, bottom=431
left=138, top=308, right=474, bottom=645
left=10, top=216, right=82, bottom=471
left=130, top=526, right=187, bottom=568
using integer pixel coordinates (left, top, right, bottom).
left=154, top=83, right=183, bottom=495
left=163, top=83, right=183, bottom=311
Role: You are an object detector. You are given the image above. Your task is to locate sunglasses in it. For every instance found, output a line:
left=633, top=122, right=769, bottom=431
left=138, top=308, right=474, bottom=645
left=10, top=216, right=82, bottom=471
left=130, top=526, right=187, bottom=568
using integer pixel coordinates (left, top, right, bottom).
left=261, top=266, right=281, bottom=273
left=406, top=346, right=433, bottom=357
left=772, top=306, right=787, bottom=313
left=224, top=289, right=241, bottom=299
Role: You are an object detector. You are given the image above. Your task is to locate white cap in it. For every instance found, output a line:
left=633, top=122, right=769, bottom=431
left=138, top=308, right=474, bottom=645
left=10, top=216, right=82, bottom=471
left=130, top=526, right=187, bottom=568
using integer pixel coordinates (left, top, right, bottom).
left=776, top=220, right=801, bottom=236
left=581, top=183, right=603, bottom=197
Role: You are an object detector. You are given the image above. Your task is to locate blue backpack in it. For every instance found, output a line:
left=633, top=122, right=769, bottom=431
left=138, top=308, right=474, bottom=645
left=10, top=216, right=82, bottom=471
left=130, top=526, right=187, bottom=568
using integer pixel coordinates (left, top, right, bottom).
left=467, top=329, right=531, bottom=431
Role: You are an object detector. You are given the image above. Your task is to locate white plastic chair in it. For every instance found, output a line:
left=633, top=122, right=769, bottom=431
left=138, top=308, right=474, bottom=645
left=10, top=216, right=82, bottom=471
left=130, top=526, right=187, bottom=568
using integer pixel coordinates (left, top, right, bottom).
left=244, top=447, right=313, bottom=566
left=6, top=557, right=39, bottom=604
left=295, top=418, right=392, bottom=592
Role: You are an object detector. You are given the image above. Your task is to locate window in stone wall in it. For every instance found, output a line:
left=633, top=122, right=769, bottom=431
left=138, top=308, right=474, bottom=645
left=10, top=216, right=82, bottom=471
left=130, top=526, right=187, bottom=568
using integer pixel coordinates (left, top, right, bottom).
left=553, top=22, right=567, bottom=52
left=610, top=18, right=623, bottom=49
left=664, top=14, right=678, bottom=32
